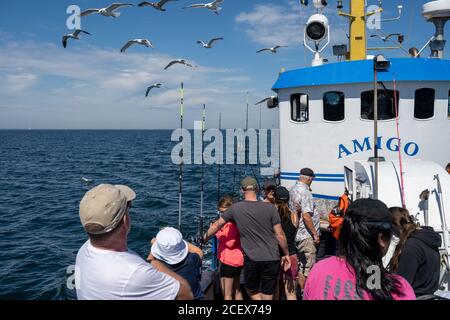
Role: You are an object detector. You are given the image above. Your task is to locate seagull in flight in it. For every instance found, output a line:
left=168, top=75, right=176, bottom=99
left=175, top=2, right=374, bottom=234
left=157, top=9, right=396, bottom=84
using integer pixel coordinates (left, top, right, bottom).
left=257, top=46, right=288, bottom=54
left=62, top=29, right=91, bottom=48
left=255, top=96, right=277, bottom=106
left=145, top=83, right=163, bottom=97
left=183, top=0, right=224, bottom=14
left=120, top=39, right=154, bottom=52
left=164, top=59, right=195, bottom=70
left=370, top=33, right=403, bottom=43
left=197, top=37, right=223, bottom=48
left=79, top=3, right=134, bottom=18
left=138, top=0, right=178, bottom=11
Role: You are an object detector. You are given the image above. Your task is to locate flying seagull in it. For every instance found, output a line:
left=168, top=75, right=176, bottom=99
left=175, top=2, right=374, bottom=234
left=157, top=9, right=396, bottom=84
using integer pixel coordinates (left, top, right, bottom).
left=197, top=37, right=224, bottom=48
left=164, top=59, right=195, bottom=70
left=62, top=29, right=90, bottom=48
left=370, top=33, right=403, bottom=43
left=183, top=0, right=224, bottom=14
left=138, top=0, right=178, bottom=11
left=121, top=39, right=154, bottom=52
left=79, top=3, right=134, bottom=18
left=255, top=96, right=277, bottom=106
left=145, top=83, right=163, bottom=97
left=257, top=45, right=288, bottom=54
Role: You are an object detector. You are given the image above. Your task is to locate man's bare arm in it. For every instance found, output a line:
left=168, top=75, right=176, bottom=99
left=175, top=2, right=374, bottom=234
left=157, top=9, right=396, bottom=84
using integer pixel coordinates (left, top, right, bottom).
left=303, top=212, right=320, bottom=243
left=203, top=217, right=227, bottom=242
left=273, top=223, right=290, bottom=257
left=273, top=223, right=291, bottom=271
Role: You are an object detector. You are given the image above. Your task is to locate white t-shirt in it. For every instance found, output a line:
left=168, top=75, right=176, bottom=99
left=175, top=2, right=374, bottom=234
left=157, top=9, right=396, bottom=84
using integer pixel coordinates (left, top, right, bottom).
left=75, top=240, right=180, bottom=300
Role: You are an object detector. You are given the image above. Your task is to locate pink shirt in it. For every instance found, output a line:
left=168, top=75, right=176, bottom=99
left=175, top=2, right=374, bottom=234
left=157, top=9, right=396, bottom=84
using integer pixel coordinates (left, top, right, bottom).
left=216, top=222, right=244, bottom=268
left=304, top=257, right=416, bottom=300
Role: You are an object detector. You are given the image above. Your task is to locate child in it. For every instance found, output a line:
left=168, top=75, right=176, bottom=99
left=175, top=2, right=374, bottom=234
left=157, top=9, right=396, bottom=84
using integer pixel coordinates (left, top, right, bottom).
left=216, top=195, right=244, bottom=300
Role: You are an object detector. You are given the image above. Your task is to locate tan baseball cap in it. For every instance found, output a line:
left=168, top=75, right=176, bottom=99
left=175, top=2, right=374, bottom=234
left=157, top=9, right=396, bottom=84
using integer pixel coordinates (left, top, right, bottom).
left=241, top=176, right=259, bottom=190
left=79, top=184, right=136, bottom=235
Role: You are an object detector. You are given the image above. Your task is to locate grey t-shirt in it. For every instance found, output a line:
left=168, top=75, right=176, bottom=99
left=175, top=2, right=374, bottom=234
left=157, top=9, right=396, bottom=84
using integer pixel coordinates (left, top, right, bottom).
left=221, top=200, right=281, bottom=262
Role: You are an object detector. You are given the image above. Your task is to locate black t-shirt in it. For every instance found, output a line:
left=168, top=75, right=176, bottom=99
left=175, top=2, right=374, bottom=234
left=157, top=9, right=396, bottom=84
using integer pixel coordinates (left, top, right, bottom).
left=221, top=200, right=281, bottom=262
left=165, top=252, right=204, bottom=300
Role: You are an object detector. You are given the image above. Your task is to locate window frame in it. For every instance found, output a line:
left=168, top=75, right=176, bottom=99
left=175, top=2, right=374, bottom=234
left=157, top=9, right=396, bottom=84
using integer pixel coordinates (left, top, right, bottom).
left=322, top=91, right=346, bottom=123
left=447, top=89, right=450, bottom=119
left=360, top=89, right=400, bottom=122
left=414, top=88, right=436, bottom=121
left=290, top=93, right=310, bottom=124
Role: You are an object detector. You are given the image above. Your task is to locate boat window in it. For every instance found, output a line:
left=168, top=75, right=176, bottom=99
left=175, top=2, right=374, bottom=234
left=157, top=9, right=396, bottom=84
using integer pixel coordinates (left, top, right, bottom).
left=361, top=89, right=399, bottom=120
left=323, top=91, right=345, bottom=121
left=414, top=88, right=435, bottom=120
left=291, top=94, right=309, bottom=123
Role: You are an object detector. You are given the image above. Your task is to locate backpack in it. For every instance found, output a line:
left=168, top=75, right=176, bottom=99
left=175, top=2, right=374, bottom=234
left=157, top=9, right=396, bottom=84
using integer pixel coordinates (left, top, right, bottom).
left=328, top=191, right=351, bottom=240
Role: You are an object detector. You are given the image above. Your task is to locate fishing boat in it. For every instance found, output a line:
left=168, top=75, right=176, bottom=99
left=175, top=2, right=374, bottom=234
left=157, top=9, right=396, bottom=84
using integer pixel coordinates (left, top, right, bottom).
left=265, top=0, right=450, bottom=292
left=197, top=0, right=450, bottom=299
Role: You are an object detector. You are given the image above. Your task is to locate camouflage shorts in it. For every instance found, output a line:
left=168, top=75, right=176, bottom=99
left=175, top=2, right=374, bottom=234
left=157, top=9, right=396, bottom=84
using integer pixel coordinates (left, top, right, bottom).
left=296, top=237, right=317, bottom=277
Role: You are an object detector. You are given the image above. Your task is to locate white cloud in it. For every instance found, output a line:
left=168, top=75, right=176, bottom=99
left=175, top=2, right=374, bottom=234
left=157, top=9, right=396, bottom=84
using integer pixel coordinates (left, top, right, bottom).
left=218, top=76, right=252, bottom=83
left=235, top=1, right=351, bottom=64
left=0, top=41, right=274, bottom=129
left=3, top=73, right=39, bottom=93
left=235, top=2, right=306, bottom=47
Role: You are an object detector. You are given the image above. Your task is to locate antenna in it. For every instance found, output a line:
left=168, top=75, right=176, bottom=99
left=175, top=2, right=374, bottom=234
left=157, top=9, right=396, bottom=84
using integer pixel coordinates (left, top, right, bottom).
left=381, top=5, right=403, bottom=22
left=423, top=0, right=450, bottom=58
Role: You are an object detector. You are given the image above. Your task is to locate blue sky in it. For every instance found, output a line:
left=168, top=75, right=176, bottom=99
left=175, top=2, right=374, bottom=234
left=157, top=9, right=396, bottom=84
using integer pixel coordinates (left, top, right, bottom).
left=0, top=0, right=440, bottom=129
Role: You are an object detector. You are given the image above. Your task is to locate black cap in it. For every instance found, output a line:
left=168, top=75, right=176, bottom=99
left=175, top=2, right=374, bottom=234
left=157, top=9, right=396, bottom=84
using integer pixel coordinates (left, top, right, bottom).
left=274, top=186, right=290, bottom=202
left=263, top=179, right=277, bottom=190
left=300, top=168, right=316, bottom=178
left=347, top=198, right=392, bottom=223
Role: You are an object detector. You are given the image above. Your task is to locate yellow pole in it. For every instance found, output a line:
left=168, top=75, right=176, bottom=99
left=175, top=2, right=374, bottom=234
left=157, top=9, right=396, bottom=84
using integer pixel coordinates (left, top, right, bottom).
left=350, top=0, right=367, bottom=61
left=339, top=0, right=383, bottom=61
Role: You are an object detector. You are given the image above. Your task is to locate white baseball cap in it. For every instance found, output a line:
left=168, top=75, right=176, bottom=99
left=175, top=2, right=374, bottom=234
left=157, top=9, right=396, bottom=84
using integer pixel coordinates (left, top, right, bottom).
left=151, top=227, right=189, bottom=265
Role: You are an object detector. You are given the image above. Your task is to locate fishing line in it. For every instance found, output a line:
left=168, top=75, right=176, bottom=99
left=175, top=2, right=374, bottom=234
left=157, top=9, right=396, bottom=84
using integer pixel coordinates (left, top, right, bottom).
left=392, top=74, right=406, bottom=208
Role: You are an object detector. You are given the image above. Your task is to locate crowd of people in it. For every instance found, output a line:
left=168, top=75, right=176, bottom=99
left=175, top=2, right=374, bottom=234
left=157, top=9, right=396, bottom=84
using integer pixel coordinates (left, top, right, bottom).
left=74, top=166, right=448, bottom=300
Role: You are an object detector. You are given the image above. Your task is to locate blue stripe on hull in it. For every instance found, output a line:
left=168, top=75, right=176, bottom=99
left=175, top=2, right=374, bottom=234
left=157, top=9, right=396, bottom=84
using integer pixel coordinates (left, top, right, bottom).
left=281, top=172, right=345, bottom=178
left=281, top=176, right=345, bottom=182
left=312, top=194, right=340, bottom=201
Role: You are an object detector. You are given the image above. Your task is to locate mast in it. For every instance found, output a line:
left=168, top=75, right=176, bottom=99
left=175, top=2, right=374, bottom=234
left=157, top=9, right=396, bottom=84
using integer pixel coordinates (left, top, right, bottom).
left=338, top=0, right=383, bottom=61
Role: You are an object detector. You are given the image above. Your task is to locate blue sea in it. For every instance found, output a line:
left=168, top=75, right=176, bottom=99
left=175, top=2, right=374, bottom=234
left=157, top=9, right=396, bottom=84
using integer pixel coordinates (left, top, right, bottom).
left=0, top=130, right=266, bottom=300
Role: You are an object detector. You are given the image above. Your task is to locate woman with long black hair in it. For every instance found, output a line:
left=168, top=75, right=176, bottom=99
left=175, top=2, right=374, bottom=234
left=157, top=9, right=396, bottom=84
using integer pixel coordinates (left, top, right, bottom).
left=304, top=199, right=416, bottom=300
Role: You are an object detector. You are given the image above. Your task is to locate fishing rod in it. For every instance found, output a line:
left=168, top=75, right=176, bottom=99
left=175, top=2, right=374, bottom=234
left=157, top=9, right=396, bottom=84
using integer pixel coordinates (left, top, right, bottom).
left=245, top=91, right=261, bottom=190
left=212, top=112, right=222, bottom=271
left=198, top=104, right=206, bottom=245
left=178, top=82, right=184, bottom=232
left=217, top=112, right=222, bottom=203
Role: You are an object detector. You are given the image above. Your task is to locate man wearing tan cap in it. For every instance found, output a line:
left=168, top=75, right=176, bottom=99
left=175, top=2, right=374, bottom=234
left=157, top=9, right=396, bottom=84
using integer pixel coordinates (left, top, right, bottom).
left=75, top=184, right=193, bottom=300
left=203, top=177, right=291, bottom=301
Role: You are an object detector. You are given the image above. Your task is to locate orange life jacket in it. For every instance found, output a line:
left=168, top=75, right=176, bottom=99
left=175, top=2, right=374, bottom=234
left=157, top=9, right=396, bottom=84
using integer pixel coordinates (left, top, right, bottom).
left=329, top=192, right=351, bottom=240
